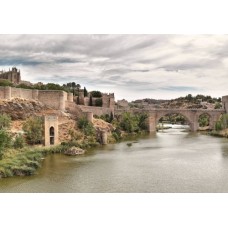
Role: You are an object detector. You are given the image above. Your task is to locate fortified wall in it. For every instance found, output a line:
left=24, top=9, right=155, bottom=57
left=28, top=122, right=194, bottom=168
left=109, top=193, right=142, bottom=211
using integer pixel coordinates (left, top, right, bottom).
left=0, top=86, right=73, bottom=111
left=76, top=91, right=115, bottom=109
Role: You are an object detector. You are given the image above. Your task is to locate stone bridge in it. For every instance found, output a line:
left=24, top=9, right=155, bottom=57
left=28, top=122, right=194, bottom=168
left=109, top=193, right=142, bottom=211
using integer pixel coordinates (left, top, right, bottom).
left=115, top=108, right=225, bottom=133
left=114, top=95, right=228, bottom=132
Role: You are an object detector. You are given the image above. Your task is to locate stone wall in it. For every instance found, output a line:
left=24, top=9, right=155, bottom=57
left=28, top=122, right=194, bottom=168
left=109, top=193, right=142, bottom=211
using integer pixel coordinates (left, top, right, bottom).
left=0, top=86, right=73, bottom=111
left=78, top=105, right=114, bottom=116
left=38, top=90, right=67, bottom=110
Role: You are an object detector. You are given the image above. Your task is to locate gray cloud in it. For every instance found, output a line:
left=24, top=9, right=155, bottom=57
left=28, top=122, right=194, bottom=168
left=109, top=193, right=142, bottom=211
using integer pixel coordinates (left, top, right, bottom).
left=0, top=34, right=228, bottom=101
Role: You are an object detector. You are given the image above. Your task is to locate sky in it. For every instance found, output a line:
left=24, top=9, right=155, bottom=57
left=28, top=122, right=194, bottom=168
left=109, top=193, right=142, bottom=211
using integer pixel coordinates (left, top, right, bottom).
left=0, top=34, right=228, bottom=101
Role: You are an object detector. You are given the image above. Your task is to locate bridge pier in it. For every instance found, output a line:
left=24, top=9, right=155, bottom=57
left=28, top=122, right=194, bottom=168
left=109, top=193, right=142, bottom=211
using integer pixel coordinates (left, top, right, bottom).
left=147, top=115, right=157, bottom=133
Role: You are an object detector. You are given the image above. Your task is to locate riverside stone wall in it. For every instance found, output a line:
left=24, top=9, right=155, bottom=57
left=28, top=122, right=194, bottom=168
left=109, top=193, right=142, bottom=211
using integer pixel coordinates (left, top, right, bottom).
left=0, top=86, right=73, bottom=111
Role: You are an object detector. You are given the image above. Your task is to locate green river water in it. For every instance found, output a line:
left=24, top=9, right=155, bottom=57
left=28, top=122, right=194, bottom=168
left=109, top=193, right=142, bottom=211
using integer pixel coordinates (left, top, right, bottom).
left=1, top=125, right=228, bottom=193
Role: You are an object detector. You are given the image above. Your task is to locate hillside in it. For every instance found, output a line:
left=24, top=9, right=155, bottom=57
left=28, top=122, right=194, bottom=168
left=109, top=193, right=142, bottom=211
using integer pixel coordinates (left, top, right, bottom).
left=130, top=94, right=222, bottom=109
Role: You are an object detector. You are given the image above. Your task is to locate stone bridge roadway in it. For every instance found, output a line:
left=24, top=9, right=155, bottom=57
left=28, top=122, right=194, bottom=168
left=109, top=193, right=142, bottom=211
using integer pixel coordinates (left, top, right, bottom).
left=115, top=108, right=225, bottom=132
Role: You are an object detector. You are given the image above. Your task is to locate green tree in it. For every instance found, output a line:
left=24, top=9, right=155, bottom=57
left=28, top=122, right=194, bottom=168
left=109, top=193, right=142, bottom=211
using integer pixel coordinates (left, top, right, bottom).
left=84, top=87, right=88, bottom=97
left=95, top=98, right=103, bottom=107
left=0, top=114, right=11, bottom=129
left=23, top=117, right=44, bottom=145
left=120, top=112, right=139, bottom=133
left=90, top=91, right=102, bottom=98
left=89, top=95, right=93, bottom=106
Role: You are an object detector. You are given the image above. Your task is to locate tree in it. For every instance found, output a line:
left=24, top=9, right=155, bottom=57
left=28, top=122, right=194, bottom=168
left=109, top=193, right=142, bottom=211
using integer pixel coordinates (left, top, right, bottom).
left=90, top=91, right=102, bottom=98
left=89, top=95, right=93, bottom=106
left=95, top=98, right=103, bottom=107
left=23, top=117, right=44, bottom=145
left=84, top=87, right=88, bottom=97
left=120, top=112, right=139, bottom=133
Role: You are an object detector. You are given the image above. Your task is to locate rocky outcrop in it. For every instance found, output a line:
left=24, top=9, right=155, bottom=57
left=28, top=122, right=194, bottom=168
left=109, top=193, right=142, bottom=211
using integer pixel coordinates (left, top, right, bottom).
left=0, top=98, right=52, bottom=120
left=64, top=147, right=85, bottom=156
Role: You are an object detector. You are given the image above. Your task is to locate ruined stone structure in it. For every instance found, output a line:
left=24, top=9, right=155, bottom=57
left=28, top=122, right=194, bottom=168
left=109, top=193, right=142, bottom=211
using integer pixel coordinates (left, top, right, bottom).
left=0, top=67, right=21, bottom=84
left=44, top=116, right=59, bottom=146
left=0, top=86, right=73, bottom=111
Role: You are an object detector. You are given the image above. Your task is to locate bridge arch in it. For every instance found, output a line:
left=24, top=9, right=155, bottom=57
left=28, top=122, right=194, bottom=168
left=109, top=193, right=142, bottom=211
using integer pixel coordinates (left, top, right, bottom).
left=155, top=110, right=194, bottom=131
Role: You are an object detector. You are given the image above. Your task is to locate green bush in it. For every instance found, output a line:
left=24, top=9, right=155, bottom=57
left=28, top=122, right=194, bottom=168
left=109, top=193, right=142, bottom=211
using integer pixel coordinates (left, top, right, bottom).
left=0, top=113, right=11, bottom=129
left=77, top=117, right=95, bottom=136
left=214, top=102, right=222, bottom=109
left=215, top=121, right=222, bottom=131
left=23, top=116, right=44, bottom=145
left=0, top=79, right=13, bottom=87
left=0, top=129, right=12, bottom=160
left=198, top=114, right=210, bottom=127
left=13, top=134, right=26, bottom=149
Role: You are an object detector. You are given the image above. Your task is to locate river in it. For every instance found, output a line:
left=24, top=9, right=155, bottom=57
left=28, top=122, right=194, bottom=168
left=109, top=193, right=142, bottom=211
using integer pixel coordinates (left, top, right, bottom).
left=1, top=124, right=228, bottom=193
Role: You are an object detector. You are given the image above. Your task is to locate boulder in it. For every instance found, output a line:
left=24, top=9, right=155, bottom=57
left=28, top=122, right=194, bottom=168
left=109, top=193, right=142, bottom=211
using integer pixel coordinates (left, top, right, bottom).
left=64, top=147, right=85, bottom=156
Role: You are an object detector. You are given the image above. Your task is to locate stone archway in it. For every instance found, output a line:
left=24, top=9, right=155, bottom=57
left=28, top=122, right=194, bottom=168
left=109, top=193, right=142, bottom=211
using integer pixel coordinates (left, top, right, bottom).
left=156, top=112, right=192, bottom=131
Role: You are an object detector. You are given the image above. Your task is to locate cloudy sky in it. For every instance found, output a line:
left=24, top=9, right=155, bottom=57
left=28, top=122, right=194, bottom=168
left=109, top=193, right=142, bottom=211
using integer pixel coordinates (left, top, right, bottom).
left=0, top=34, right=227, bottom=101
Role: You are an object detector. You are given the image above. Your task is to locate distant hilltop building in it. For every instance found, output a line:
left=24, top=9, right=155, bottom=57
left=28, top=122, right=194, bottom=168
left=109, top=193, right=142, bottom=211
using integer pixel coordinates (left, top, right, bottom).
left=0, top=67, right=21, bottom=84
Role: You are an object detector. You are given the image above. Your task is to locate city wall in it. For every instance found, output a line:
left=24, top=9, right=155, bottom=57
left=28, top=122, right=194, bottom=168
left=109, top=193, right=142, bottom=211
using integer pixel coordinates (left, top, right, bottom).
left=78, top=105, right=114, bottom=116
left=0, top=86, right=73, bottom=111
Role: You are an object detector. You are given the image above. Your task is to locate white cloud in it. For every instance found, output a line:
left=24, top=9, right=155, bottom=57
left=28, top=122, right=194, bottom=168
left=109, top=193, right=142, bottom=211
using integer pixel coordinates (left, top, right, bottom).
left=0, top=34, right=227, bottom=101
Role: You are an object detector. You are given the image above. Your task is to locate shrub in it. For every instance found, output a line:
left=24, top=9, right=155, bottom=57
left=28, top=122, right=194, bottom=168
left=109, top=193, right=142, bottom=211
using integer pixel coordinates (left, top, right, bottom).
left=23, top=116, right=44, bottom=145
left=0, top=79, right=13, bottom=87
left=0, top=129, right=12, bottom=160
left=77, top=117, right=95, bottom=136
left=13, top=134, right=26, bottom=149
left=214, top=102, right=222, bottom=109
left=0, top=113, right=11, bottom=129
left=215, top=121, right=222, bottom=131
left=198, top=114, right=210, bottom=127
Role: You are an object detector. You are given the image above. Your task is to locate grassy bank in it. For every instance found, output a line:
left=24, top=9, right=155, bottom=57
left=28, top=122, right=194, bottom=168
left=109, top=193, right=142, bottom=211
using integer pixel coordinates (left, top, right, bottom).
left=0, top=140, right=99, bottom=178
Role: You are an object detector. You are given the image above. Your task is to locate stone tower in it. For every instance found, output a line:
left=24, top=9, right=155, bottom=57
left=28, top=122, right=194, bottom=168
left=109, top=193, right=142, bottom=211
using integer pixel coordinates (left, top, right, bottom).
left=44, top=116, right=59, bottom=146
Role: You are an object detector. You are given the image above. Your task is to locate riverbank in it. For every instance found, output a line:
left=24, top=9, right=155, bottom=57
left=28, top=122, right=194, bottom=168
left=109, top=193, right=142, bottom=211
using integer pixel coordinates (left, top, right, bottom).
left=0, top=140, right=99, bottom=178
left=209, top=129, right=228, bottom=138
left=0, top=128, right=148, bottom=179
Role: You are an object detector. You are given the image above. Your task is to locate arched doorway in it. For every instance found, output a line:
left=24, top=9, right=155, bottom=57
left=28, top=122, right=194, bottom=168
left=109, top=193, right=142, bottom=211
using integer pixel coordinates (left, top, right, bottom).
left=50, top=126, right=55, bottom=145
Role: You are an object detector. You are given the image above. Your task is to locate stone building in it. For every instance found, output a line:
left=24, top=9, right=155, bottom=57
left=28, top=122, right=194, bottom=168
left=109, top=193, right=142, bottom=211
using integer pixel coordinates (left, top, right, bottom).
left=0, top=67, right=21, bottom=84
